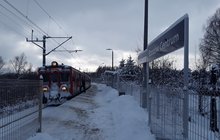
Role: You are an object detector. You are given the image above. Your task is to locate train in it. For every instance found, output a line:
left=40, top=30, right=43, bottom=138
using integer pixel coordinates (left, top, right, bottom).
left=38, top=61, right=91, bottom=105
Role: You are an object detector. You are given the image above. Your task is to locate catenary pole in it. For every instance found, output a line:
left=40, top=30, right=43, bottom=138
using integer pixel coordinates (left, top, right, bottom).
left=26, top=30, right=72, bottom=67
left=43, top=35, right=46, bottom=66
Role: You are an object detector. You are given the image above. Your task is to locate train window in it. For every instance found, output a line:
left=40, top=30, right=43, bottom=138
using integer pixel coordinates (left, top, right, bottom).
left=42, top=74, right=49, bottom=82
left=61, top=72, right=69, bottom=82
left=51, top=73, right=58, bottom=82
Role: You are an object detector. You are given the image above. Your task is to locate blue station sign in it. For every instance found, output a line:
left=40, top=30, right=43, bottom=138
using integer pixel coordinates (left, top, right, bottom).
left=138, top=14, right=189, bottom=64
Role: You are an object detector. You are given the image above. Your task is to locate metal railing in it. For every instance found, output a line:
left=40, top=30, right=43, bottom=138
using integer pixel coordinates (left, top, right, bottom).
left=149, top=86, right=185, bottom=140
left=0, top=79, right=42, bottom=140
left=104, top=73, right=220, bottom=140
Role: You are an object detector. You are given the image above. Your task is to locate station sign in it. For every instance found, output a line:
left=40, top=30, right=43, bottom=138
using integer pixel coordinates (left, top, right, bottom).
left=138, top=14, right=188, bottom=64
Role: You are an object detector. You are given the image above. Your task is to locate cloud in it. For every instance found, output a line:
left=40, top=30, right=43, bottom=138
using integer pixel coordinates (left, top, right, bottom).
left=0, top=0, right=220, bottom=72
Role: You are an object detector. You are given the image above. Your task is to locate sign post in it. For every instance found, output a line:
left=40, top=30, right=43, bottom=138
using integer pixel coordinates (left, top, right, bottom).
left=138, top=14, right=188, bottom=64
left=138, top=14, right=189, bottom=139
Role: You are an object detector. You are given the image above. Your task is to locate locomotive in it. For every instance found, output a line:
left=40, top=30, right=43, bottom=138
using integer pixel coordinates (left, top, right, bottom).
left=38, top=61, right=91, bottom=105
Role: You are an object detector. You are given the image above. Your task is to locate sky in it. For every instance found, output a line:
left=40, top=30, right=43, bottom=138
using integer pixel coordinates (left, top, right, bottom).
left=0, top=0, right=220, bottom=72
left=27, top=83, right=155, bottom=140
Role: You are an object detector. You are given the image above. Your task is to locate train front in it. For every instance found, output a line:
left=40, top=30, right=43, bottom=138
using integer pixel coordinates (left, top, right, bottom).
left=38, top=61, right=73, bottom=105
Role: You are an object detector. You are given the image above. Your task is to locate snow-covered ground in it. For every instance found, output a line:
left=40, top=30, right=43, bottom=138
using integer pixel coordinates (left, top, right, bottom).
left=28, top=83, right=155, bottom=140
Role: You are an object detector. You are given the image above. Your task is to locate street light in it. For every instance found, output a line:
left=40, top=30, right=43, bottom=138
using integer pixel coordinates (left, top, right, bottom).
left=106, top=48, right=114, bottom=71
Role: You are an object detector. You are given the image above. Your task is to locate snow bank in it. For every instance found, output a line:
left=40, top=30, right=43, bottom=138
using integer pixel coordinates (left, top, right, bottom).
left=91, top=84, right=155, bottom=140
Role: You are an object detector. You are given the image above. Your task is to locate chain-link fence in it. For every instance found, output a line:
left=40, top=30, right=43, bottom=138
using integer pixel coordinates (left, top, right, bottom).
left=103, top=71, right=142, bottom=104
left=0, top=79, right=42, bottom=140
left=103, top=71, right=220, bottom=140
left=149, top=86, right=185, bottom=140
left=188, top=89, right=220, bottom=140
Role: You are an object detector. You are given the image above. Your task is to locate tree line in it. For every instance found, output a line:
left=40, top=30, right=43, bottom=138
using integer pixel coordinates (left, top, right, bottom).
left=0, top=53, right=38, bottom=79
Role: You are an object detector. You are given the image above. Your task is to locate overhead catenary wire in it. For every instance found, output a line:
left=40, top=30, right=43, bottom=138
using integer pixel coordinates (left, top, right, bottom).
left=0, top=0, right=74, bottom=45
left=0, top=2, right=42, bottom=38
left=32, top=0, right=76, bottom=51
left=0, top=0, right=79, bottom=67
left=0, top=16, right=26, bottom=38
left=0, top=9, right=29, bottom=38
left=32, top=0, right=79, bottom=62
left=1, top=0, right=71, bottom=56
left=33, top=0, right=74, bottom=49
left=0, top=2, right=41, bottom=37
left=3, top=0, right=49, bottom=36
left=33, top=0, right=69, bottom=37
left=30, top=1, right=82, bottom=70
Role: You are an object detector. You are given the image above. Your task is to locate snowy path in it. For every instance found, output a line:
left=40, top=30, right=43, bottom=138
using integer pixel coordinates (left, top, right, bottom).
left=41, top=85, right=102, bottom=140
left=28, top=83, right=155, bottom=140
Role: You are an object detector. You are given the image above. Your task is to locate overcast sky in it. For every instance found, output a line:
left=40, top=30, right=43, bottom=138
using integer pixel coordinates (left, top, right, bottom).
left=0, top=0, right=220, bottom=72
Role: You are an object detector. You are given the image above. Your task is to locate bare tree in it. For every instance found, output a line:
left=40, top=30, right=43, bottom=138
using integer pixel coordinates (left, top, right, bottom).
left=199, top=8, right=220, bottom=67
left=150, top=57, right=175, bottom=70
left=10, top=53, right=28, bottom=74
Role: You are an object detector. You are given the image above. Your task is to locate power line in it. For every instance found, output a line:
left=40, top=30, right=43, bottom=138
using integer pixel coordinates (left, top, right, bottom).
left=3, top=0, right=49, bottom=36
left=33, top=0, right=69, bottom=36
left=33, top=0, right=76, bottom=51
left=1, top=0, right=65, bottom=53
left=0, top=10, right=28, bottom=37
left=0, top=2, right=41, bottom=37
left=0, top=15, right=26, bottom=38
left=1, top=0, right=76, bottom=61
left=31, top=0, right=73, bottom=55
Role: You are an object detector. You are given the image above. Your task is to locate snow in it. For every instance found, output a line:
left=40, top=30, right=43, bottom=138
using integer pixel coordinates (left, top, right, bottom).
left=28, top=133, right=57, bottom=140
left=28, top=83, right=155, bottom=140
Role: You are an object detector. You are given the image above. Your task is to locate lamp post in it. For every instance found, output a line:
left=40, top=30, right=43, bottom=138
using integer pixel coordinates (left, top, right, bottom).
left=106, top=48, right=114, bottom=71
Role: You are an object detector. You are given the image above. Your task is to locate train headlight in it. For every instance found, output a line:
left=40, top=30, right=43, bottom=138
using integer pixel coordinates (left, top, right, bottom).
left=43, top=87, right=48, bottom=92
left=52, top=61, right=58, bottom=67
left=62, top=86, right=67, bottom=91
left=61, top=86, right=67, bottom=91
left=42, top=86, right=49, bottom=92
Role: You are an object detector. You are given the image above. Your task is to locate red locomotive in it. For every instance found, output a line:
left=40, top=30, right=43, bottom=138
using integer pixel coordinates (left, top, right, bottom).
left=38, top=61, right=91, bottom=105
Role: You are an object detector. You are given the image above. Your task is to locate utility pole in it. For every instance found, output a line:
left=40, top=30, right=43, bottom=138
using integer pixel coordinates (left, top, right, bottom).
left=43, top=35, right=46, bottom=66
left=142, top=0, right=148, bottom=108
left=26, top=30, right=72, bottom=66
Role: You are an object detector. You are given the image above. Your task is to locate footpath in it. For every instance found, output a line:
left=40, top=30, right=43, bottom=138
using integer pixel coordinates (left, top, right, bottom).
left=28, top=83, right=155, bottom=140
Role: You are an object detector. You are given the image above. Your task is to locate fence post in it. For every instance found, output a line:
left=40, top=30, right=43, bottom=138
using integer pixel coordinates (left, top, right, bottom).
left=156, top=88, right=160, bottom=119
left=148, top=90, right=152, bottom=127
left=38, top=75, right=43, bottom=133
left=218, top=96, right=220, bottom=133
left=117, top=73, right=120, bottom=90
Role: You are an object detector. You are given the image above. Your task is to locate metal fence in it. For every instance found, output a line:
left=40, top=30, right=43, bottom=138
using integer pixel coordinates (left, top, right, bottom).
left=149, top=86, right=185, bottom=140
left=188, top=89, right=220, bottom=140
left=104, top=73, right=220, bottom=140
left=0, top=79, right=42, bottom=140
